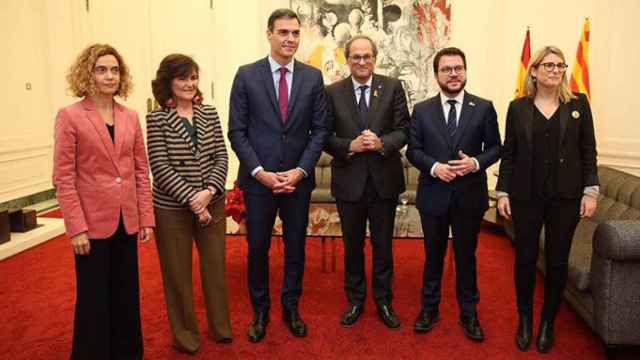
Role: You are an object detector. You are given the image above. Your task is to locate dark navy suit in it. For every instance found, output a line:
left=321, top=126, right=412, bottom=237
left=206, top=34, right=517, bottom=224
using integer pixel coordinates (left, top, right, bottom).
left=228, top=57, right=328, bottom=313
left=407, top=91, right=500, bottom=316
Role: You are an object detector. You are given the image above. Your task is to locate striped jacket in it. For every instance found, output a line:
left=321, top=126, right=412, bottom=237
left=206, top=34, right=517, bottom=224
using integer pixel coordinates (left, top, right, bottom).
left=146, top=104, right=228, bottom=209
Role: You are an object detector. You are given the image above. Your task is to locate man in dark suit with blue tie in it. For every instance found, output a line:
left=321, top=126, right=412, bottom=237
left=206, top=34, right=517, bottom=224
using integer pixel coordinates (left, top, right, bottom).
left=407, top=47, right=501, bottom=342
left=228, top=8, right=328, bottom=343
left=324, top=35, right=409, bottom=329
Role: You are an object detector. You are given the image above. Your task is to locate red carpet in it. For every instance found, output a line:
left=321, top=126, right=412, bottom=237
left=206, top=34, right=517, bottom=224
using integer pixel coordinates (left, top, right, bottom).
left=0, top=211, right=606, bottom=359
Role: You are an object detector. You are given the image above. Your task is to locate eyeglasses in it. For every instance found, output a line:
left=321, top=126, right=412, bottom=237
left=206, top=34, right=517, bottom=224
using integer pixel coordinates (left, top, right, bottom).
left=539, top=62, right=568, bottom=72
left=349, top=54, right=374, bottom=64
left=438, top=65, right=465, bottom=75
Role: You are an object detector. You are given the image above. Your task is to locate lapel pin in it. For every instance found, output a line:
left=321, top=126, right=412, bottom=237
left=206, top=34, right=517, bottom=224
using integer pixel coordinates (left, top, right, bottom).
left=469, top=101, right=476, bottom=107
left=572, top=110, right=580, bottom=119
left=373, top=85, right=382, bottom=97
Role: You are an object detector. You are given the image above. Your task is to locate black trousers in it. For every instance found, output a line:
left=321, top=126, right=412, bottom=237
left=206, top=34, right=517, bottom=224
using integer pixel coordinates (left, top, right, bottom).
left=419, top=201, right=483, bottom=316
left=336, top=179, right=397, bottom=307
left=511, top=197, right=581, bottom=322
left=244, top=189, right=311, bottom=314
left=71, top=219, right=142, bottom=360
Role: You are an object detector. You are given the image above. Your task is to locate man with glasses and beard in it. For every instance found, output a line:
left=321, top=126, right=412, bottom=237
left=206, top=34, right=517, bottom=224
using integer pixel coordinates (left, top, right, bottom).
left=407, top=47, right=501, bottom=342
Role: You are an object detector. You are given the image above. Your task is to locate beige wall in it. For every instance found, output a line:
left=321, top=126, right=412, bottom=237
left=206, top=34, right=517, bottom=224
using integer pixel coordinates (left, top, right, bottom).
left=1, top=0, right=639, bottom=203
left=453, top=0, right=640, bottom=183
left=0, top=0, right=65, bottom=203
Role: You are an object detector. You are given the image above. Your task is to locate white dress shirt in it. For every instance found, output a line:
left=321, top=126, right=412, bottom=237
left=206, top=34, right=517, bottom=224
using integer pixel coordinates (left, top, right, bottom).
left=352, top=76, right=372, bottom=107
left=268, top=55, right=293, bottom=100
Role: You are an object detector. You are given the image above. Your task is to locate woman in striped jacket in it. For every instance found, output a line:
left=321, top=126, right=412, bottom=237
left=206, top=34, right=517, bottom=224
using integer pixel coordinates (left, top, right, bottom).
left=147, top=54, right=232, bottom=353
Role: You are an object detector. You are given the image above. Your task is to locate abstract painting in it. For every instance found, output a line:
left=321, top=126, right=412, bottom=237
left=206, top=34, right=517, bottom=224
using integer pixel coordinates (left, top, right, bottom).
left=292, top=0, right=451, bottom=109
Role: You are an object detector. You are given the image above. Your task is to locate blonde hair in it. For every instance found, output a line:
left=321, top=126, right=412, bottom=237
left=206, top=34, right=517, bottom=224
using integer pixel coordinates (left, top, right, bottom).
left=523, top=46, right=576, bottom=103
left=66, top=44, right=132, bottom=99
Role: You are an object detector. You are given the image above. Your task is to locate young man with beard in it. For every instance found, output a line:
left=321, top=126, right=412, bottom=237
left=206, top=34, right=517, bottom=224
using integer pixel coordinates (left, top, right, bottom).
left=406, top=47, right=501, bottom=342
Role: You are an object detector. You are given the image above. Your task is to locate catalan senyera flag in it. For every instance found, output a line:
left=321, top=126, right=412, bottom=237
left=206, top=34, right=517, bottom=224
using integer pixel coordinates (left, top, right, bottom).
left=570, top=18, right=591, bottom=101
left=514, top=28, right=531, bottom=98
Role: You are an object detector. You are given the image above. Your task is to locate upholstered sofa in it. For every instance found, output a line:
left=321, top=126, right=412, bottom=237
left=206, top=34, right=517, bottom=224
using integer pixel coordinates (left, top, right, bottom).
left=535, top=166, right=640, bottom=350
left=312, top=151, right=419, bottom=204
left=311, top=152, right=335, bottom=203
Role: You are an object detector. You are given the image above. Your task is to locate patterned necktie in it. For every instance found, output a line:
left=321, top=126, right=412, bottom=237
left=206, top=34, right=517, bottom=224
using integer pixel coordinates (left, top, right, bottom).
left=278, top=67, right=288, bottom=123
left=358, top=85, right=369, bottom=128
left=446, top=99, right=457, bottom=136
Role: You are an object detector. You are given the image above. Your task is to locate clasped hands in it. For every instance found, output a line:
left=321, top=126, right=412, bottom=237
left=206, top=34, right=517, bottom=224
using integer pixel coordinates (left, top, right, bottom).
left=350, top=129, right=383, bottom=153
left=190, top=188, right=216, bottom=227
left=256, top=168, right=305, bottom=194
left=434, top=150, right=477, bottom=183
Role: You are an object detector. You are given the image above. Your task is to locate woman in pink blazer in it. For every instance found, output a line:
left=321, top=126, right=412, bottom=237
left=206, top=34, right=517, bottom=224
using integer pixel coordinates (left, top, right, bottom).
left=52, top=44, right=154, bottom=360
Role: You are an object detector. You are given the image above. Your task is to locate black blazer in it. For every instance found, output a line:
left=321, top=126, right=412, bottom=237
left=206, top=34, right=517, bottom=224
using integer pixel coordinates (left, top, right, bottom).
left=324, top=74, right=410, bottom=201
left=496, top=93, right=598, bottom=201
left=407, top=92, right=501, bottom=216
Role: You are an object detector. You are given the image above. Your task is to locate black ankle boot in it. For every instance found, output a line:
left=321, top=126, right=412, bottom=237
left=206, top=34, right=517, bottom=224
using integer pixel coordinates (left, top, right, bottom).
left=515, top=313, right=532, bottom=351
left=536, top=320, right=555, bottom=353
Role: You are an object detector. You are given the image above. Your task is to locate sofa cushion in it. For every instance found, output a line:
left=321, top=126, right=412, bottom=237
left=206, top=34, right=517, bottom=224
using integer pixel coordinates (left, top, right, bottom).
left=313, top=152, right=335, bottom=203
left=568, top=219, right=599, bottom=291
left=557, top=167, right=640, bottom=292
left=399, top=189, right=417, bottom=205
left=311, top=188, right=335, bottom=203
left=402, top=151, right=419, bottom=205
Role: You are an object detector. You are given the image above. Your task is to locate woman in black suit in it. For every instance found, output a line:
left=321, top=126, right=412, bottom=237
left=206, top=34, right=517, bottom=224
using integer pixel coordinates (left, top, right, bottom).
left=496, top=46, right=598, bottom=353
left=146, top=54, right=231, bottom=353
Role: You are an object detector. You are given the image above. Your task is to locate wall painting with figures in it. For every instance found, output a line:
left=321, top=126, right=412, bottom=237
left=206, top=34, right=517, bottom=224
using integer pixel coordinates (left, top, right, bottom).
left=292, top=0, right=451, bottom=109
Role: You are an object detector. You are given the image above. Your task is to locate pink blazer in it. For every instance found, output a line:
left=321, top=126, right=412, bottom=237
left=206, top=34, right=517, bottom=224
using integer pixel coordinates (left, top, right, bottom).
left=53, top=98, right=155, bottom=239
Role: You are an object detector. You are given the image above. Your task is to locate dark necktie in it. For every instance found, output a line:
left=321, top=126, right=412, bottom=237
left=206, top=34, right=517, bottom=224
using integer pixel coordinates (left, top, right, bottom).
left=446, top=99, right=457, bottom=136
left=278, top=67, right=288, bottom=123
left=358, top=85, right=369, bottom=128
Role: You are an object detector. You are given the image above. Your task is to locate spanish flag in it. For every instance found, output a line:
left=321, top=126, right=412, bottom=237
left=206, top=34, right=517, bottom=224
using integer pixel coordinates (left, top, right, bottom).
left=515, top=28, right=531, bottom=98
left=570, top=18, right=591, bottom=100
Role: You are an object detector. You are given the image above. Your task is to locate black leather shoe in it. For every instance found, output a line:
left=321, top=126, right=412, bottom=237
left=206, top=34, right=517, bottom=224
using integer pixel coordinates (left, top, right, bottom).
left=173, top=342, right=199, bottom=354
left=283, top=310, right=308, bottom=337
left=516, top=313, right=533, bottom=351
left=340, top=305, right=364, bottom=327
left=247, top=312, right=269, bottom=343
left=377, top=304, right=401, bottom=329
left=414, top=309, right=440, bottom=333
left=536, top=320, right=554, bottom=353
left=216, top=337, right=233, bottom=344
left=458, top=314, right=484, bottom=342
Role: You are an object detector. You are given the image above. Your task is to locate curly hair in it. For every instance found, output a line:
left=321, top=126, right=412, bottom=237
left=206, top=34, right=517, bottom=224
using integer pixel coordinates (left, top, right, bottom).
left=151, top=54, right=202, bottom=108
left=66, top=44, right=132, bottom=99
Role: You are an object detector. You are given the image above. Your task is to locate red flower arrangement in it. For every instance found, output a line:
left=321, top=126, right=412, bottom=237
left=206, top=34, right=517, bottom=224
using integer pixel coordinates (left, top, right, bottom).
left=225, top=181, right=245, bottom=224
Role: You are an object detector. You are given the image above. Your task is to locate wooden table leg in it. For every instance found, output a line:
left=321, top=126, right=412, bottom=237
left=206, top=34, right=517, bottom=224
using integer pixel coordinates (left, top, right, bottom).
left=321, top=236, right=326, bottom=273
left=331, top=237, right=336, bottom=272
